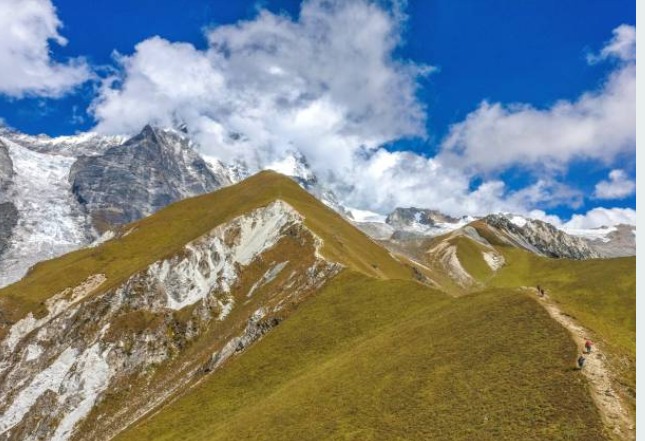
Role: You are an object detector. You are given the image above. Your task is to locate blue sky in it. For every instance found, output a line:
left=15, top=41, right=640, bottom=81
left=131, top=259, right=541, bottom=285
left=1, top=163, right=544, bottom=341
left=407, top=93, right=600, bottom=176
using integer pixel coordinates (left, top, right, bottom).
left=0, top=0, right=636, bottom=226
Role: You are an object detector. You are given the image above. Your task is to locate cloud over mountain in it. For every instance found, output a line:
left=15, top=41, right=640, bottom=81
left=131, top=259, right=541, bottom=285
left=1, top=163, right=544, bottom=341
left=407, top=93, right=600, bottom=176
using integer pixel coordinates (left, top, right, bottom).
left=92, top=0, right=431, bottom=173
left=89, top=2, right=635, bottom=223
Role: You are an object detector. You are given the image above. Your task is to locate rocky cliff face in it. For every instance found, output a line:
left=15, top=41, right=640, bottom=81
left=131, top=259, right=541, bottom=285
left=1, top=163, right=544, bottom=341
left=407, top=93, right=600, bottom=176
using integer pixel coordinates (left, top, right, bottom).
left=0, top=141, right=13, bottom=193
left=0, top=141, right=17, bottom=258
left=0, top=201, right=341, bottom=441
left=0, top=204, right=18, bottom=259
left=69, top=126, right=229, bottom=232
left=482, top=215, right=600, bottom=259
left=583, top=224, right=636, bottom=258
left=386, top=207, right=459, bottom=228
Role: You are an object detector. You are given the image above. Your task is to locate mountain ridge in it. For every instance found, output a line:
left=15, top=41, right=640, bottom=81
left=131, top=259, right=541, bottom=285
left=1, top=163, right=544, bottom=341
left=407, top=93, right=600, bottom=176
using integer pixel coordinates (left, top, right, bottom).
left=0, top=124, right=635, bottom=290
left=0, top=170, right=413, bottom=440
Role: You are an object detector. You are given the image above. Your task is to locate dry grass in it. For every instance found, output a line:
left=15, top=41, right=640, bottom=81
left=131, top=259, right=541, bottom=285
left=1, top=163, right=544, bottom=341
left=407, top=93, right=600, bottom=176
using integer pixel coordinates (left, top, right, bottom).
left=115, top=272, right=608, bottom=441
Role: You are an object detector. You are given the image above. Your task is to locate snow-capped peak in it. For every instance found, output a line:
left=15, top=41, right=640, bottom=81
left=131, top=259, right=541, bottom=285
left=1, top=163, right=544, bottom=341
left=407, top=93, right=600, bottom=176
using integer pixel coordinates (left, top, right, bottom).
left=266, top=151, right=316, bottom=183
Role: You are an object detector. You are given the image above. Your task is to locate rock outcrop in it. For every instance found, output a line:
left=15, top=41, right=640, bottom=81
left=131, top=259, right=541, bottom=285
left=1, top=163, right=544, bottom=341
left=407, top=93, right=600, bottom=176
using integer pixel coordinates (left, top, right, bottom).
left=69, top=126, right=228, bottom=232
left=0, top=141, right=13, bottom=193
left=482, top=215, right=600, bottom=259
left=0, top=201, right=341, bottom=441
left=0, top=203, right=18, bottom=258
left=585, top=224, right=636, bottom=258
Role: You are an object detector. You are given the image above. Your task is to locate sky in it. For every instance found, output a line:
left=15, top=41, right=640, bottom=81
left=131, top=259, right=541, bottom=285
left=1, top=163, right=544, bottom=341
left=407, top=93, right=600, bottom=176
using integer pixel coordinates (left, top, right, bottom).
left=0, top=0, right=636, bottom=228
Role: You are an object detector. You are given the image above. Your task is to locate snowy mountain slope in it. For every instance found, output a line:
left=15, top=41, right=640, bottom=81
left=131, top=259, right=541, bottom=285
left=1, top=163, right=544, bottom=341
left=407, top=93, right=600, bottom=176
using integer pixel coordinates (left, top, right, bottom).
left=0, top=127, right=126, bottom=158
left=565, top=224, right=636, bottom=258
left=0, top=138, right=92, bottom=287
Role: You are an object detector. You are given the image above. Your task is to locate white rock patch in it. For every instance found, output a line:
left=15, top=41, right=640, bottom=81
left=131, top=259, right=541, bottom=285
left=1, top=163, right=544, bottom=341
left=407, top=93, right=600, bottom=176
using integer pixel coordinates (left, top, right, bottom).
left=247, top=261, right=289, bottom=298
left=4, top=275, right=106, bottom=351
left=24, top=344, right=43, bottom=362
left=0, top=347, right=78, bottom=435
left=148, top=201, right=303, bottom=310
left=482, top=251, right=505, bottom=271
left=51, top=344, right=112, bottom=441
left=429, top=242, right=473, bottom=287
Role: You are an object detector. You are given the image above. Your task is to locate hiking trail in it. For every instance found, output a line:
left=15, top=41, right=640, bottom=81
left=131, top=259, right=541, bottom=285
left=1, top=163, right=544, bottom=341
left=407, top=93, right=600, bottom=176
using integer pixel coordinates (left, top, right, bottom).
left=522, top=287, right=635, bottom=441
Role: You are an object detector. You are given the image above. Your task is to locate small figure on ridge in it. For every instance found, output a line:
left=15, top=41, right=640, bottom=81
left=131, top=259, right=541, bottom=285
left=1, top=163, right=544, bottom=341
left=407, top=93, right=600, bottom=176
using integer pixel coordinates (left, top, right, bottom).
left=577, top=354, right=586, bottom=370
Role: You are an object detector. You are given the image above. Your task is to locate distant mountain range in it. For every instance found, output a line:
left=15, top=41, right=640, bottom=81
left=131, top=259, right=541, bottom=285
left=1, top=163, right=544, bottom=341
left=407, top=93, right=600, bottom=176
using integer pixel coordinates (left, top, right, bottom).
left=0, top=124, right=635, bottom=288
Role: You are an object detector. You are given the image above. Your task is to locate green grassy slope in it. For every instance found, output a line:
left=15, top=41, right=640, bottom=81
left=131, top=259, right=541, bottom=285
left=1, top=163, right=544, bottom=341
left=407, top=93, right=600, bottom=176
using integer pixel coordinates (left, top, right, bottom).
left=433, top=221, right=635, bottom=408
left=115, top=272, right=607, bottom=441
left=490, top=247, right=636, bottom=402
left=0, top=171, right=412, bottom=327
left=453, top=236, right=494, bottom=282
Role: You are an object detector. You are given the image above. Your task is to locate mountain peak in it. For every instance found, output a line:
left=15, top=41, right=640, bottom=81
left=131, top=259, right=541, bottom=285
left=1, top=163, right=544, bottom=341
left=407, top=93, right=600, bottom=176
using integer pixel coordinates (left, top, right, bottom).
left=480, top=214, right=599, bottom=259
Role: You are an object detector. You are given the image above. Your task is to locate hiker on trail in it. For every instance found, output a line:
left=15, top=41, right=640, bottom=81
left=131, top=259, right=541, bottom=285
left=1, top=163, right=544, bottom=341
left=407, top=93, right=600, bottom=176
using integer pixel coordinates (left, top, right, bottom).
left=577, top=354, right=586, bottom=369
left=535, top=285, right=545, bottom=297
left=585, top=340, right=593, bottom=354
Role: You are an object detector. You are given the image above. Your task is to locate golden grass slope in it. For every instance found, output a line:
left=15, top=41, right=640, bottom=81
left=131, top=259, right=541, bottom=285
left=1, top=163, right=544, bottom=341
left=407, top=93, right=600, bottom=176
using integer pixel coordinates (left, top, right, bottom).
left=114, top=272, right=608, bottom=441
left=400, top=220, right=635, bottom=417
left=0, top=171, right=412, bottom=332
left=0, top=171, right=630, bottom=440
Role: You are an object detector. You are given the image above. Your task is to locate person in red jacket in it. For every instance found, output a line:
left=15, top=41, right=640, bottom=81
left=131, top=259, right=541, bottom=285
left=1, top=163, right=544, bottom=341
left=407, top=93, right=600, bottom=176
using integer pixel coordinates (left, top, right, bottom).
left=585, top=339, right=593, bottom=354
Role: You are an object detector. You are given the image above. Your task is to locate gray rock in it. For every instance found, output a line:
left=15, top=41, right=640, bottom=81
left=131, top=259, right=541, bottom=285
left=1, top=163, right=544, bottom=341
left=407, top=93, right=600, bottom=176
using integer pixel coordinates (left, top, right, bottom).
left=386, top=207, right=459, bottom=229
left=483, top=214, right=599, bottom=259
left=69, top=125, right=228, bottom=231
left=587, top=224, right=636, bottom=258
left=0, top=202, right=18, bottom=257
left=0, top=140, right=14, bottom=195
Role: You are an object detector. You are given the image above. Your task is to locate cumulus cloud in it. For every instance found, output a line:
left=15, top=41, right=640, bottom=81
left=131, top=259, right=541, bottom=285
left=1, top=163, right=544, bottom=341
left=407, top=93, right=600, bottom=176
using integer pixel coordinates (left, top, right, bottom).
left=92, top=0, right=431, bottom=173
left=594, top=169, right=635, bottom=199
left=91, top=3, right=634, bottom=222
left=587, top=24, right=636, bottom=64
left=325, top=148, right=586, bottom=217
left=440, top=24, right=635, bottom=174
left=563, top=207, right=636, bottom=229
left=0, top=0, right=91, bottom=97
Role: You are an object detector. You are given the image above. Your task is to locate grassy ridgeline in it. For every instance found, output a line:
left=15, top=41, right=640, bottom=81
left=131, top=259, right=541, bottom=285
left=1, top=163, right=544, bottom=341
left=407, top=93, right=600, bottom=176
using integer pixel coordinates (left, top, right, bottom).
left=0, top=171, right=411, bottom=327
left=115, top=272, right=607, bottom=441
left=489, top=248, right=636, bottom=406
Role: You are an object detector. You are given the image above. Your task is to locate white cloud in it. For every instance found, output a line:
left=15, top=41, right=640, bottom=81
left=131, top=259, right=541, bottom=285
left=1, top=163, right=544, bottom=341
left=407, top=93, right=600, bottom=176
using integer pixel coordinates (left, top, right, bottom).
left=594, top=169, right=635, bottom=199
left=440, top=24, right=635, bottom=174
left=326, top=148, right=584, bottom=217
left=564, top=207, right=636, bottom=229
left=91, top=5, right=634, bottom=222
left=587, top=24, right=636, bottom=64
left=92, top=0, right=432, bottom=173
left=0, top=0, right=91, bottom=97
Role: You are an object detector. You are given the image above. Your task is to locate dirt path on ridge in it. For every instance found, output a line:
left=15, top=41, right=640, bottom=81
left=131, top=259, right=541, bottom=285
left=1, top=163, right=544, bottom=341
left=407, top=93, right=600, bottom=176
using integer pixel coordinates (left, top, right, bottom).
left=521, top=287, right=635, bottom=441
